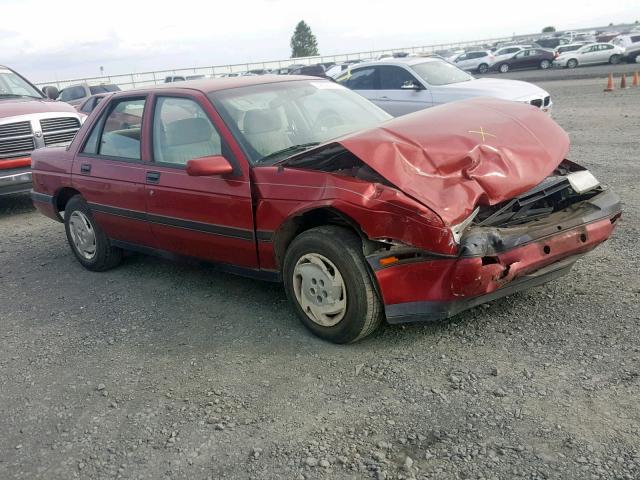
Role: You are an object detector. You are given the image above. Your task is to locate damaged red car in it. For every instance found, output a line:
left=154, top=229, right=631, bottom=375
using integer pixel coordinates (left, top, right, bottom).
left=31, top=77, right=621, bottom=343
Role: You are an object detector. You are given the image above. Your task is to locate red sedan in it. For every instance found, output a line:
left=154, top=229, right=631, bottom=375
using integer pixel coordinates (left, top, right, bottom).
left=31, top=76, right=621, bottom=343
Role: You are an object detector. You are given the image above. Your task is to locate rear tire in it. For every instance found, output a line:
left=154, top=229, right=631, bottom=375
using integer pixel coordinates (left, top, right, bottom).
left=477, top=63, right=489, bottom=74
left=540, top=59, right=551, bottom=69
left=499, top=63, right=510, bottom=73
left=64, top=195, right=122, bottom=272
left=609, top=54, right=621, bottom=65
left=283, top=226, right=383, bottom=344
left=567, top=59, right=578, bottom=69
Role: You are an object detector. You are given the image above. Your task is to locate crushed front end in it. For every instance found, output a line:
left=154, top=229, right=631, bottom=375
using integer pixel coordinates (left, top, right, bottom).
left=368, top=161, right=621, bottom=323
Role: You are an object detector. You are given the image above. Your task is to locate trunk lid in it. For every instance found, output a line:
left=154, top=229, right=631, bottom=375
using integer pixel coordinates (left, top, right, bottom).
left=336, top=97, right=569, bottom=226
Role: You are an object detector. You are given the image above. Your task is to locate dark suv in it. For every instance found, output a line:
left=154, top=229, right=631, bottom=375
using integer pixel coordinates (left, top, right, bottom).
left=58, top=83, right=120, bottom=107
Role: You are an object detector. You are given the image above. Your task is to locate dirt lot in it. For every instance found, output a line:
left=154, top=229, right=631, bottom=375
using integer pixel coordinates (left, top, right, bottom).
left=1, top=79, right=639, bottom=480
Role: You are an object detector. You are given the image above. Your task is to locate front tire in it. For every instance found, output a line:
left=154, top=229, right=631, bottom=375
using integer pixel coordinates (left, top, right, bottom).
left=609, top=54, right=621, bottom=65
left=499, top=63, right=510, bottom=73
left=64, top=195, right=122, bottom=271
left=477, top=63, right=489, bottom=74
left=567, top=59, right=578, bottom=69
left=540, top=59, right=551, bottom=69
left=283, top=226, right=383, bottom=344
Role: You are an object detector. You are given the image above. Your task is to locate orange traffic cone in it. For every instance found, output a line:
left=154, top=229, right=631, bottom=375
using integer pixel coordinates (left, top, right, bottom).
left=633, top=71, right=639, bottom=87
left=604, top=73, right=614, bottom=92
left=620, top=73, right=627, bottom=89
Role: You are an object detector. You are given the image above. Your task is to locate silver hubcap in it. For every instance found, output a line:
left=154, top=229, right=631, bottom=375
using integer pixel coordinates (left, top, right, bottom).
left=292, top=253, right=347, bottom=327
left=69, top=211, right=97, bottom=260
left=500, top=65, right=508, bottom=72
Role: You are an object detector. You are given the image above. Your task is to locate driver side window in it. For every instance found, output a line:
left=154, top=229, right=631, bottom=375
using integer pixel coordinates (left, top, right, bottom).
left=152, top=97, right=221, bottom=166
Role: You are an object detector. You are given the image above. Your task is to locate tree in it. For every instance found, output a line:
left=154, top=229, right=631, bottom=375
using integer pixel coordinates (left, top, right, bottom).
left=290, top=20, right=319, bottom=58
left=542, top=26, right=556, bottom=33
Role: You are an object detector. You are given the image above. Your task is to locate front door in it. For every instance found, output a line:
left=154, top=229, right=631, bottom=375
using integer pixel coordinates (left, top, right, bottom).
left=71, top=96, right=153, bottom=247
left=143, top=93, right=257, bottom=268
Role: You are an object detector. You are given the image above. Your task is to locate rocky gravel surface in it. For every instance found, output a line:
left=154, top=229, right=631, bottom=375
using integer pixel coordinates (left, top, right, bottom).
left=0, top=78, right=639, bottom=479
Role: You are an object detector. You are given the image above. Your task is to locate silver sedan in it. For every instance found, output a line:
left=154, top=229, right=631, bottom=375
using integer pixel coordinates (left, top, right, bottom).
left=335, top=57, right=551, bottom=117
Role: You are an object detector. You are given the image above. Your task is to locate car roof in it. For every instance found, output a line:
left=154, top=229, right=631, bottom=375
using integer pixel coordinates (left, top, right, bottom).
left=350, top=57, right=444, bottom=69
left=113, top=75, right=326, bottom=97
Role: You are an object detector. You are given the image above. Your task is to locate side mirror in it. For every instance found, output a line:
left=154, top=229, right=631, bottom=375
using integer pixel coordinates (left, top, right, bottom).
left=400, top=81, right=422, bottom=90
left=42, top=86, right=59, bottom=100
left=186, top=155, right=233, bottom=176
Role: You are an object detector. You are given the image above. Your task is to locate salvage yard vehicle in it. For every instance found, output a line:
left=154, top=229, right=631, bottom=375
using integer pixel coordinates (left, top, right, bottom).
left=58, top=83, right=120, bottom=107
left=30, top=76, right=621, bottom=343
left=553, top=43, right=625, bottom=68
left=490, top=48, right=556, bottom=73
left=0, top=65, right=83, bottom=196
left=336, top=57, right=551, bottom=117
left=448, top=50, right=495, bottom=74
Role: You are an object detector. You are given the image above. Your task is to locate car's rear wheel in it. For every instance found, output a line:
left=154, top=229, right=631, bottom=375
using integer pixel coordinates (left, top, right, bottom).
left=567, top=59, right=578, bottom=68
left=540, top=59, right=551, bottom=69
left=283, top=226, right=383, bottom=344
left=477, top=63, right=489, bottom=74
left=609, top=54, right=621, bottom=65
left=499, top=63, right=510, bottom=73
left=64, top=195, right=122, bottom=271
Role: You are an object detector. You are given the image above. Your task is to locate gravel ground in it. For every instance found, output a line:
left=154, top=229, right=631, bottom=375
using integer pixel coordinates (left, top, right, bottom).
left=1, top=78, right=639, bottom=480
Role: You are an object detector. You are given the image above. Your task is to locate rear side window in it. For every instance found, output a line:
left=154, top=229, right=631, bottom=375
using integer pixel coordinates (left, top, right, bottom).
left=82, top=98, right=145, bottom=159
left=631, top=36, right=640, bottom=43
left=377, top=66, right=417, bottom=89
left=338, top=68, right=376, bottom=90
left=152, top=97, right=221, bottom=166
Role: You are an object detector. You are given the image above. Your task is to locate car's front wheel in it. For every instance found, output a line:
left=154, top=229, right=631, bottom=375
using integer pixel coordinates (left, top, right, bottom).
left=283, top=226, right=383, bottom=344
left=64, top=195, right=122, bottom=271
left=477, top=63, right=489, bottom=74
left=567, top=59, right=578, bottom=68
left=499, top=63, right=510, bottom=73
left=540, top=59, right=551, bottom=69
left=609, top=54, right=621, bottom=65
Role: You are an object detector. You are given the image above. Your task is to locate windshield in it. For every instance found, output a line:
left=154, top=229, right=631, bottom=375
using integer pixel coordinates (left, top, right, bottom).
left=89, top=84, right=120, bottom=94
left=411, top=60, right=473, bottom=86
left=0, top=68, right=43, bottom=98
left=209, top=80, right=391, bottom=165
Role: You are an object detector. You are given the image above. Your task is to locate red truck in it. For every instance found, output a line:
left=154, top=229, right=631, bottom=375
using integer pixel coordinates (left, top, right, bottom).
left=30, top=76, right=620, bottom=343
left=0, top=65, right=82, bottom=196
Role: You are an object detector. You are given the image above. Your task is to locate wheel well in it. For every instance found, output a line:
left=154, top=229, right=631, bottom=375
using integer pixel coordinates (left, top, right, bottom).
left=273, top=208, right=366, bottom=270
left=54, top=187, right=81, bottom=215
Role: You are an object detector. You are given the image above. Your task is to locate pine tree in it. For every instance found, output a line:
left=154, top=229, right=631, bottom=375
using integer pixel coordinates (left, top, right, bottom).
left=290, top=21, right=319, bottom=58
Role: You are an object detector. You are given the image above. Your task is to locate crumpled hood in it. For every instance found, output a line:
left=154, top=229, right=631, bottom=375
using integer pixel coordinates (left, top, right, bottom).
left=338, top=97, right=570, bottom=226
left=440, top=78, right=548, bottom=101
left=0, top=97, right=78, bottom=119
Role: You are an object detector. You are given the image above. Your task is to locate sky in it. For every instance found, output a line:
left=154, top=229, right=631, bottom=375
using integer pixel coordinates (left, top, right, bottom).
left=2, top=0, right=638, bottom=83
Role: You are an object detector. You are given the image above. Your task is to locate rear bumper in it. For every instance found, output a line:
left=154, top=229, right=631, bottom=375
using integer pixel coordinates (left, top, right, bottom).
left=373, top=189, right=621, bottom=324
left=0, top=167, right=32, bottom=196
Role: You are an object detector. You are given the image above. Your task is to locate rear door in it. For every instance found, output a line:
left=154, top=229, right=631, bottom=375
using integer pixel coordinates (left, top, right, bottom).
left=143, top=92, right=257, bottom=268
left=71, top=96, right=153, bottom=246
left=373, top=65, right=432, bottom=116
